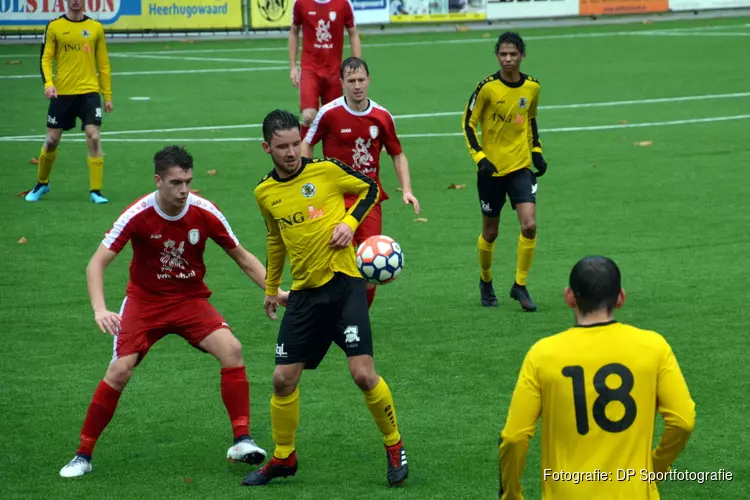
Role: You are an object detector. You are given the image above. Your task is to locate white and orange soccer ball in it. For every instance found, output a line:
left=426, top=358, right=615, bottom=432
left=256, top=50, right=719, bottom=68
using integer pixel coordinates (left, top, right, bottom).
left=356, top=235, right=404, bottom=285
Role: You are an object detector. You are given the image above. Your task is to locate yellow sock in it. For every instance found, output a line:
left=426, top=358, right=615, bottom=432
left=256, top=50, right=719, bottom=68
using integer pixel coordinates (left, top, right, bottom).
left=363, top=377, right=401, bottom=446
left=478, top=234, right=495, bottom=283
left=37, top=146, right=57, bottom=184
left=88, top=156, right=104, bottom=191
left=270, top=388, right=299, bottom=459
left=515, top=234, right=537, bottom=286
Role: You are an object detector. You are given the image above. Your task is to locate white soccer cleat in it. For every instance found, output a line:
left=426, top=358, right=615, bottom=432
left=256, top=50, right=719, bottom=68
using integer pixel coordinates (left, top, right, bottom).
left=227, top=438, right=267, bottom=466
left=59, top=455, right=92, bottom=478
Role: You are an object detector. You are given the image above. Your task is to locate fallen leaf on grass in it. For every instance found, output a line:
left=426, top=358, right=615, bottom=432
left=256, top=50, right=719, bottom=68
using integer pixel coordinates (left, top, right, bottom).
left=4, top=60, right=22, bottom=65
left=180, top=39, right=196, bottom=44
left=184, top=477, right=192, bottom=484
left=17, top=189, right=31, bottom=197
left=642, top=20, right=653, bottom=24
left=30, top=157, right=39, bottom=164
left=482, top=33, right=491, bottom=38
left=448, top=183, right=466, bottom=190
left=395, top=187, right=403, bottom=192
left=618, top=120, right=628, bottom=124
left=415, top=217, right=428, bottom=223
left=456, top=25, right=470, bottom=32
left=206, top=169, right=218, bottom=175
left=17, top=237, right=28, bottom=244
left=634, top=141, right=653, bottom=147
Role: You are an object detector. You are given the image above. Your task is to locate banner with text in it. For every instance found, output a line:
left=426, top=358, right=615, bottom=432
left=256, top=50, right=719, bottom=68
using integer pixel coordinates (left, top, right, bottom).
left=487, top=0, right=578, bottom=20
left=579, top=0, right=668, bottom=15
left=390, top=0, right=487, bottom=23
left=669, top=0, right=750, bottom=9
left=0, top=0, right=244, bottom=30
left=353, top=0, right=390, bottom=24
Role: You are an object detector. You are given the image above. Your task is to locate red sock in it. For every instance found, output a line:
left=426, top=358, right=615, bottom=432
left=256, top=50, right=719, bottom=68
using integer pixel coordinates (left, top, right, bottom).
left=221, top=366, right=250, bottom=439
left=366, top=287, right=376, bottom=308
left=77, top=380, right=123, bottom=458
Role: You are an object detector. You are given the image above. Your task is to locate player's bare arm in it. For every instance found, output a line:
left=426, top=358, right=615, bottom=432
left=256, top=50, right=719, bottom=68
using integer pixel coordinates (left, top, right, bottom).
left=85, top=244, right=122, bottom=336
left=347, top=25, right=362, bottom=58
left=288, top=24, right=301, bottom=88
left=390, top=152, right=420, bottom=214
left=300, top=140, right=312, bottom=158
left=225, top=245, right=289, bottom=307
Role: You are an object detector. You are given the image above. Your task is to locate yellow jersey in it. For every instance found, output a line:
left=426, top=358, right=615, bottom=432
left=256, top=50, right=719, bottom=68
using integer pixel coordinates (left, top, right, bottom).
left=463, top=72, right=541, bottom=177
left=255, top=157, right=379, bottom=296
left=499, top=321, right=696, bottom=500
left=40, top=15, right=112, bottom=100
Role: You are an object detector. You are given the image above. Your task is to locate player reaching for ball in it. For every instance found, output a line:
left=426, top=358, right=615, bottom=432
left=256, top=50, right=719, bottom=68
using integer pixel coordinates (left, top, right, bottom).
left=302, top=56, right=420, bottom=309
left=244, top=109, right=409, bottom=488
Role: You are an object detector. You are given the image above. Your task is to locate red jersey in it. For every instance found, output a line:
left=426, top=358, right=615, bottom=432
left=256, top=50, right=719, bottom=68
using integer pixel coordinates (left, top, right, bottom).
left=305, top=96, right=403, bottom=204
left=292, top=0, right=355, bottom=76
left=102, top=192, right=239, bottom=300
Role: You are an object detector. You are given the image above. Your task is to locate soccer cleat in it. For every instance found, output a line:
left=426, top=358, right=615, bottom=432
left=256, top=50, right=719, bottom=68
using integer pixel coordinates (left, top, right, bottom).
left=480, top=279, right=499, bottom=307
left=24, top=182, right=50, bottom=202
left=510, top=282, right=537, bottom=312
left=227, top=437, right=267, bottom=465
left=59, top=454, right=92, bottom=478
left=241, top=452, right=298, bottom=486
left=90, top=191, right=109, bottom=204
left=385, top=439, right=408, bottom=487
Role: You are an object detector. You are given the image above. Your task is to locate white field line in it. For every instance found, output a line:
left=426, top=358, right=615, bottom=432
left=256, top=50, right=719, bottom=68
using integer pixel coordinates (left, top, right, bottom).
left=109, top=53, right=286, bottom=64
left=1, top=91, right=748, bottom=141
left=2, top=114, right=749, bottom=143
left=0, top=65, right=287, bottom=79
left=0, top=23, right=746, bottom=59
left=637, top=31, right=750, bottom=36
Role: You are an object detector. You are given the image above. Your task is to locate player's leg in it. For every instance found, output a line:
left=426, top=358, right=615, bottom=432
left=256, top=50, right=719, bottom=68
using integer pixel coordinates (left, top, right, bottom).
left=508, top=168, right=538, bottom=312
left=334, top=274, right=408, bottom=486
left=25, top=96, right=73, bottom=201
left=82, top=93, right=107, bottom=204
left=355, top=204, right=383, bottom=309
left=299, top=69, right=321, bottom=143
left=477, top=173, right=506, bottom=307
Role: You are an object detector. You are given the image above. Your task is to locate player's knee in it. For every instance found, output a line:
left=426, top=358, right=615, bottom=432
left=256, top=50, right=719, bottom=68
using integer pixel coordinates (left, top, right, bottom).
left=301, top=109, right=317, bottom=127
left=44, top=134, right=60, bottom=151
left=482, top=227, right=499, bottom=243
left=105, top=362, right=133, bottom=390
left=272, top=367, right=301, bottom=396
left=85, top=127, right=101, bottom=143
left=521, top=220, right=536, bottom=238
left=351, top=366, right=379, bottom=391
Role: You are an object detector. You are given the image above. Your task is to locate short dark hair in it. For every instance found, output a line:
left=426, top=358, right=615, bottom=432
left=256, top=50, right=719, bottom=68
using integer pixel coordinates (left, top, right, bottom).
left=262, top=109, right=300, bottom=143
left=340, top=56, right=370, bottom=79
left=569, top=256, right=622, bottom=314
left=495, top=31, right=525, bottom=55
left=154, top=145, right=193, bottom=176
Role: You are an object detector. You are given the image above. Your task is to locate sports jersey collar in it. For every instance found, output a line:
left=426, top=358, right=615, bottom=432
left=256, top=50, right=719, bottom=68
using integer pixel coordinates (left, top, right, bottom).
left=314, top=0, right=332, bottom=3
left=153, top=191, right=191, bottom=221
left=63, top=14, right=90, bottom=23
left=343, top=97, right=373, bottom=116
left=272, top=158, right=309, bottom=183
left=497, top=71, right=527, bottom=89
left=575, top=320, right=619, bottom=328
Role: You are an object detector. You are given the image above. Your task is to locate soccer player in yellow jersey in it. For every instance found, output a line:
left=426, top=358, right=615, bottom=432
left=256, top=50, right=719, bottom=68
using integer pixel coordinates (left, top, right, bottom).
left=463, top=32, right=548, bottom=311
left=498, top=256, right=696, bottom=500
left=243, top=110, right=408, bottom=488
left=25, top=0, right=113, bottom=204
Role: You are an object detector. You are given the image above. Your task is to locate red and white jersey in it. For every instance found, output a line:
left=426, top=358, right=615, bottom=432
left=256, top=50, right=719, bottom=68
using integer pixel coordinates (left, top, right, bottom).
left=293, top=0, right=355, bottom=76
left=102, top=192, right=239, bottom=300
left=305, top=96, right=403, bottom=203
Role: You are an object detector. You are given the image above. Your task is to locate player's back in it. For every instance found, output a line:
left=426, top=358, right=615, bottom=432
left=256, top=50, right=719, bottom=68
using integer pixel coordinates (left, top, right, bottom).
left=533, top=321, right=677, bottom=499
left=42, top=15, right=104, bottom=96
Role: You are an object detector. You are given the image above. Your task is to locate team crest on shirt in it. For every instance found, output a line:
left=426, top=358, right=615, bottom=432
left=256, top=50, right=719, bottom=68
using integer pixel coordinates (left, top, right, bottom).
left=81, top=29, right=90, bottom=38
left=302, top=183, right=316, bottom=198
left=369, top=126, right=379, bottom=139
left=329, top=11, right=337, bottom=21
left=518, top=97, right=528, bottom=109
left=188, top=229, right=200, bottom=245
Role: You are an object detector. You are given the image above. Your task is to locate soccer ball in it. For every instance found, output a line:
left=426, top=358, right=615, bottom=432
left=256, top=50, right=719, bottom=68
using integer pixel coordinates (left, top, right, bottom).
left=356, top=235, right=404, bottom=285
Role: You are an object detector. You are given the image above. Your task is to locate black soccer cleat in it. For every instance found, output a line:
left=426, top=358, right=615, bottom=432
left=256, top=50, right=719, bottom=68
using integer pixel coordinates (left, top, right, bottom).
left=241, top=452, right=298, bottom=486
left=510, top=282, right=537, bottom=312
left=480, top=279, right=499, bottom=307
left=385, top=439, right=408, bottom=487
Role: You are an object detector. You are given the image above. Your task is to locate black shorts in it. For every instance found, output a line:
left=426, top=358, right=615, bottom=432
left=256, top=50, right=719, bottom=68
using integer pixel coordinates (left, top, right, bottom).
left=275, top=272, right=373, bottom=370
left=46, top=92, right=102, bottom=131
left=477, top=167, right=537, bottom=218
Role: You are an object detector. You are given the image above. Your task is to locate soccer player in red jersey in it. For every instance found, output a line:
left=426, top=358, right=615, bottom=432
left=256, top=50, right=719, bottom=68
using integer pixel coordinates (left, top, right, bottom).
left=59, top=145, right=289, bottom=478
left=289, top=0, right=361, bottom=142
left=302, top=57, right=420, bottom=308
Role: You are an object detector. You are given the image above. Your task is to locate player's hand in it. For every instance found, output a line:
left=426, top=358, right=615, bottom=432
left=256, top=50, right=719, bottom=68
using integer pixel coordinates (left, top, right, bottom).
left=277, top=289, right=290, bottom=308
left=94, top=309, right=122, bottom=336
left=329, top=222, right=354, bottom=249
left=264, top=294, right=280, bottom=320
left=290, top=67, right=300, bottom=88
left=532, top=152, right=547, bottom=177
left=477, top=157, right=496, bottom=178
left=402, top=191, right=421, bottom=215
left=104, top=100, right=113, bottom=114
left=45, top=86, right=58, bottom=99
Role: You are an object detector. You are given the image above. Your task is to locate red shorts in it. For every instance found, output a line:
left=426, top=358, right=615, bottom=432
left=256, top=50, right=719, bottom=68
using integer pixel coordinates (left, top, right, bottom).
left=347, top=202, right=383, bottom=246
left=112, top=296, right=230, bottom=365
left=299, top=69, right=341, bottom=111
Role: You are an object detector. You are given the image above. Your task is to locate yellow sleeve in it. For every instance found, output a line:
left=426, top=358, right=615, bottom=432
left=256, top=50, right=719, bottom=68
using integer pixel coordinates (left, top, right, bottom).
left=652, top=341, right=696, bottom=474
left=328, top=159, right=379, bottom=233
left=95, top=24, right=112, bottom=100
left=256, top=193, right=287, bottom=296
left=498, top=347, right=542, bottom=500
left=462, top=80, right=488, bottom=165
left=40, top=21, right=56, bottom=89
